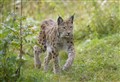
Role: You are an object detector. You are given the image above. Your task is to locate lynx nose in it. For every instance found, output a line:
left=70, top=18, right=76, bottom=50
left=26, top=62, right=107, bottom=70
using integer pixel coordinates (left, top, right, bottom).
left=67, top=33, right=70, bottom=36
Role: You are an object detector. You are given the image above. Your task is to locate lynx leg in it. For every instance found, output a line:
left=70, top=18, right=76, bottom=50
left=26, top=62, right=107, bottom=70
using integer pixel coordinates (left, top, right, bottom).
left=53, top=55, right=60, bottom=74
left=33, top=45, right=41, bottom=69
left=44, top=52, right=52, bottom=72
left=51, top=50, right=60, bottom=74
left=62, top=46, right=75, bottom=70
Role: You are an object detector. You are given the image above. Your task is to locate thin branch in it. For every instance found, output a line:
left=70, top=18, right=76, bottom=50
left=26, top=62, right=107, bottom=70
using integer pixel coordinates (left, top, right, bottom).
left=19, top=0, right=23, bottom=59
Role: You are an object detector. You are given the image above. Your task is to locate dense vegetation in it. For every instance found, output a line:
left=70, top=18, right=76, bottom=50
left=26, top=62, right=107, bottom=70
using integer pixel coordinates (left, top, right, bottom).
left=0, top=0, right=120, bottom=82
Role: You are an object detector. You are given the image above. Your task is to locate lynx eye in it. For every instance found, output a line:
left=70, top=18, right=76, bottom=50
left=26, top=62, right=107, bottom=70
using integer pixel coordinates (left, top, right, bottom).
left=70, top=26, right=72, bottom=28
left=63, top=27, right=65, bottom=29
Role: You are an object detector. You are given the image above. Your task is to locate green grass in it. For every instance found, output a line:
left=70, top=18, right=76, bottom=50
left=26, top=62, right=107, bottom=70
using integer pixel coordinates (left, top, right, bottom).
left=17, top=33, right=120, bottom=82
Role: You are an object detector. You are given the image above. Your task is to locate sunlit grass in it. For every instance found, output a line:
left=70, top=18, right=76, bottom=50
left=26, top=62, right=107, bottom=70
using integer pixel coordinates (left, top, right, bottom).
left=17, top=33, right=120, bottom=82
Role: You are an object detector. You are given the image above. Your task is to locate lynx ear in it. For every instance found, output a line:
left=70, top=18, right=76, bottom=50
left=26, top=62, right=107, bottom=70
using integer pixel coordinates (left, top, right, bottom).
left=69, top=14, right=74, bottom=23
left=57, top=16, right=63, bottom=25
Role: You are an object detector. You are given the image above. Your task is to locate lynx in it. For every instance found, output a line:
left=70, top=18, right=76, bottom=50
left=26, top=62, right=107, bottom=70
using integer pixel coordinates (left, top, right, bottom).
left=33, top=15, right=75, bottom=74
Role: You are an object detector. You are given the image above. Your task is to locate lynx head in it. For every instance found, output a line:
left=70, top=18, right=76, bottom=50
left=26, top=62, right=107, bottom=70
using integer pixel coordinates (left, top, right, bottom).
left=57, top=15, right=74, bottom=38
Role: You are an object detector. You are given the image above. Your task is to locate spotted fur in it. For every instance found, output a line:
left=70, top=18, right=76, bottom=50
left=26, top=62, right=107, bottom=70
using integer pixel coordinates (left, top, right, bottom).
left=33, top=15, right=75, bottom=74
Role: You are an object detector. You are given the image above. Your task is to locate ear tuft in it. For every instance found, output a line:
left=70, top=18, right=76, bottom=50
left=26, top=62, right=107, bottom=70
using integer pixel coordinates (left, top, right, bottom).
left=57, top=16, right=63, bottom=25
left=69, top=14, right=75, bottom=23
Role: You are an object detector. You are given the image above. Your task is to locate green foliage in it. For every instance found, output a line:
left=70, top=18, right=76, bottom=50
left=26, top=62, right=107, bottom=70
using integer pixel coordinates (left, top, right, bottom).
left=74, top=1, right=120, bottom=40
left=0, top=13, right=20, bottom=81
left=0, top=54, right=17, bottom=82
left=0, top=12, right=38, bottom=81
